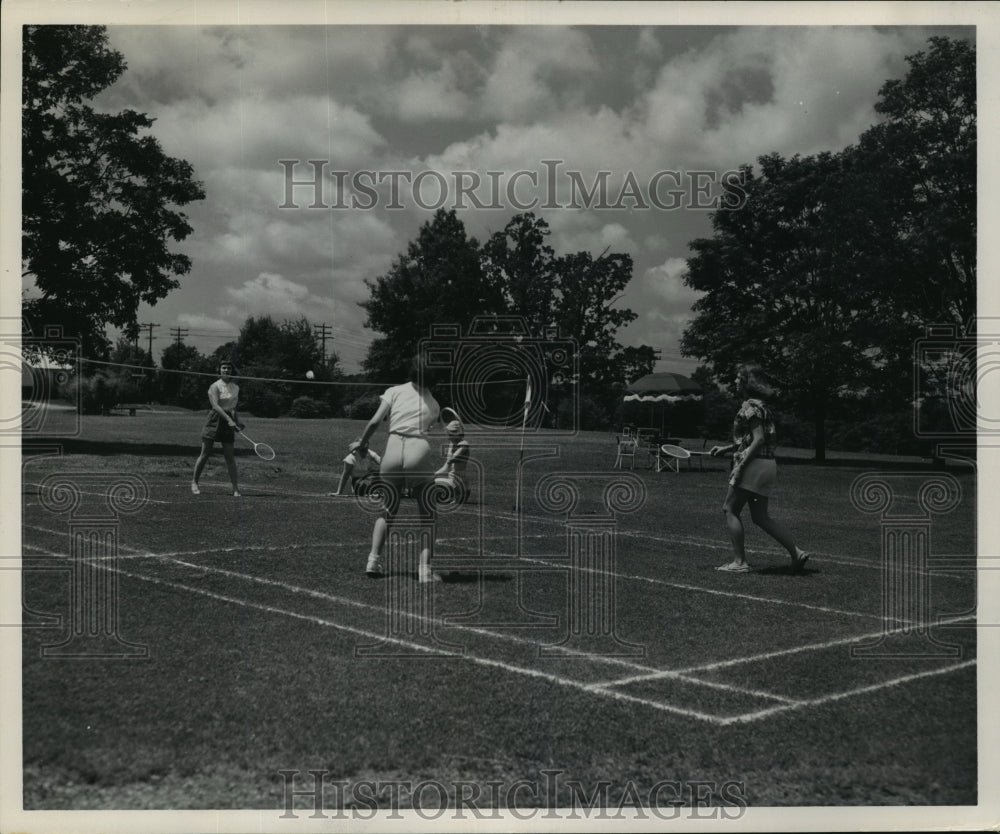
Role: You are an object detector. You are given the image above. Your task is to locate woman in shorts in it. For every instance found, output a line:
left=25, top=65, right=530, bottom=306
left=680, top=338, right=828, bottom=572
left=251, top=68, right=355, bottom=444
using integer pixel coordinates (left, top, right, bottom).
left=191, top=360, right=242, bottom=497
left=356, top=355, right=442, bottom=582
left=710, top=364, right=808, bottom=573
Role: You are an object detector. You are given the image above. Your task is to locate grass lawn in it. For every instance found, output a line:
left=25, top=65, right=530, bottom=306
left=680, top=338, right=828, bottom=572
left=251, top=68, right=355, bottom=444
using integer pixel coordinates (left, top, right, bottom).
left=17, top=410, right=978, bottom=813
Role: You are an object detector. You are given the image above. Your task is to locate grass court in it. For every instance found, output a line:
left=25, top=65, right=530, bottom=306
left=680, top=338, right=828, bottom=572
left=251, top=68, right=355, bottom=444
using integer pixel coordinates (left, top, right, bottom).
left=18, top=409, right=977, bottom=809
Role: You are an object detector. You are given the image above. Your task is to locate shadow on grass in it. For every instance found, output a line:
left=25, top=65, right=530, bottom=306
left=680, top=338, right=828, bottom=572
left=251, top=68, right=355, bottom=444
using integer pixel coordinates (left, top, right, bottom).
left=370, top=571, right=513, bottom=584
left=755, top=563, right=818, bottom=577
left=439, top=571, right=513, bottom=584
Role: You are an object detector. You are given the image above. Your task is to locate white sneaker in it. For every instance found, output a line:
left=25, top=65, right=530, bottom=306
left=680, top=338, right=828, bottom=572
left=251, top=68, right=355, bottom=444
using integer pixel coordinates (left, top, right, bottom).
left=418, top=565, right=443, bottom=583
left=190, top=483, right=200, bottom=495
left=233, top=491, right=241, bottom=497
left=365, top=554, right=384, bottom=577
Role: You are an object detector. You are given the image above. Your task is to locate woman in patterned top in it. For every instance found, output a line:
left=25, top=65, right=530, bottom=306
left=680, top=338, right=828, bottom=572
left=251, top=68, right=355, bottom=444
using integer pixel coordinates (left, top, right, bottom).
left=709, top=364, right=808, bottom=573
left=191, top=360, right=242, bottom=497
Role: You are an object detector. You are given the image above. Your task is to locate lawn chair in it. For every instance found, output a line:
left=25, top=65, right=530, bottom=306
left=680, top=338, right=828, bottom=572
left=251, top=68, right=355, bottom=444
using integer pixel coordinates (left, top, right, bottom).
left=655, top=443, right=692, bottom=474
left=614, top=435, right=639, bottom=469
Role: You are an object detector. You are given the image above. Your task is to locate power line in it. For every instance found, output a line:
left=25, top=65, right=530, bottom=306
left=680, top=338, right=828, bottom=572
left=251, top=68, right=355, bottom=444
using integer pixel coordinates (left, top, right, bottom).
left=170, top=327, right=189, bottom=347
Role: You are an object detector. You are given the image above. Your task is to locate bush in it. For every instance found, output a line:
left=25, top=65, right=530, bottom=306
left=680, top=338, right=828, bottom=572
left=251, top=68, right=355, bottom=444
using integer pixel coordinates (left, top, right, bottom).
left=240, top=386, right=286, bottom=418
left=288, top=395, right=332, bottom=419
left=826, top=411, right=930, bottom=456
left=345, top=392, right=381, bottom=419
left=65, top=373, right=121, bottom=415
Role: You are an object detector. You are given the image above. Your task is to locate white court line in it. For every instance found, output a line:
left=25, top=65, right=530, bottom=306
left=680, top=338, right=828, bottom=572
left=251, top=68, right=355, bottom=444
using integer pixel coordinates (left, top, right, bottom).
left=108, top=543, right=800, bottom=706
left=720, top=659, right=977, bottom=725
left=24, top=536, right=803, bottom=707
left=28, top=508, right=964, bottom=629
left=519, top=554, right=891, bottom=622
left=23, top=520, right=890, bottom=623
left=92, top=478, right=975, bottom=580
left=22, top=481, right=173, bottom=505
left=24, top=543, right=735, bottom=725
left=24, top=540, right=977, bottom=725
left=598, top=613, right=977, bottom=687
left=19, top=523, right=910, bottom=624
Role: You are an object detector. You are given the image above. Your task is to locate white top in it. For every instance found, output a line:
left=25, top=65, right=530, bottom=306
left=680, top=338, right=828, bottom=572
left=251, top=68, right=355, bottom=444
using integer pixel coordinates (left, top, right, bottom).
left=344, top=448, right=381, bottom=476
left=380, top=382, right=440, bottom=436
left=209, top=379, right=239, bottom=412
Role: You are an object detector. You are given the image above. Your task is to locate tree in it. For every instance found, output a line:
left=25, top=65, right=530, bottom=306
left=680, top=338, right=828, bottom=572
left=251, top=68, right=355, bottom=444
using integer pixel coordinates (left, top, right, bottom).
left=22, top=25, right=205, bottom=357
left=682, top=153, right=887, bottom=460
left=551, top=249, right=655, bottom=421
left=680, top=36, right=975, bottom=459
left=159, top=341, right=213, bottom=409
left=361, top=209, right=503, bottom=382
left=481, top=212, right=558, bottom=339
left=229, top=316, right=335, bottom=416
left=859, top=36, right=975, bottom=328
left=481, top=213, right=656, bottom=425
left=361, top=210, right=656, bottom=428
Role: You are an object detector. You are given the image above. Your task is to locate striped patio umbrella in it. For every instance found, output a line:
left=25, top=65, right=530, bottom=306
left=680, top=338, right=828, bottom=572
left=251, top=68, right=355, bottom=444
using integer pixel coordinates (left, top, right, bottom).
left=624, top=372, right=703, bottom=403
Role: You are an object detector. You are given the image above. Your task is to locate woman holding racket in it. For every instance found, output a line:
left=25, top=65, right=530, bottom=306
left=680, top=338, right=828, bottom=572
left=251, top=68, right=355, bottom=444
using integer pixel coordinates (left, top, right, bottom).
left=191, top=360, right=242, bottom=497
left=357, top=354, right=443, bottom=582
left=709, top=364, right=808, bottom=573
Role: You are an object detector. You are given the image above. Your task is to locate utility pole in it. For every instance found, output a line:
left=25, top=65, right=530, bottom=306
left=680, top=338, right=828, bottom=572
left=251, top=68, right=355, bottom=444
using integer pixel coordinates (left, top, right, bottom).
left=139, top=322, right=159, bottom=359
left=313, top=322, right=331, bottom=365
left=170, top=327, right=189, bottom=348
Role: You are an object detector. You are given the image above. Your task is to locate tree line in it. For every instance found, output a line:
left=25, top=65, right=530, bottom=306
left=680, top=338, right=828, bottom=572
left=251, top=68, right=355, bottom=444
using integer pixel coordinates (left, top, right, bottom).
left=64, top=316, right=355, bottom=418
left=360, top=208, right=657, bottom=429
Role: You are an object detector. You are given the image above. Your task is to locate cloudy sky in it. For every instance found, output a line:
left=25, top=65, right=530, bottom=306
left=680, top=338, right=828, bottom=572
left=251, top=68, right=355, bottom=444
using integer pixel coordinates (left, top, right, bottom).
left=59, top=12, right=974, bottom=374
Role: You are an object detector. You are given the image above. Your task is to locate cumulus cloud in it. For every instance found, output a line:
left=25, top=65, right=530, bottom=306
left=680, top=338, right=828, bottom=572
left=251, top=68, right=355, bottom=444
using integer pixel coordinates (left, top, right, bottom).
left=224, top=272, right=335, bottom=321
left=178, top=313, right=235, bottom=331
left=104, top=22, right=968, bottom=374
left=480, top=27, right=600, bottom=121
left=387, top=64, right=474, bottom=121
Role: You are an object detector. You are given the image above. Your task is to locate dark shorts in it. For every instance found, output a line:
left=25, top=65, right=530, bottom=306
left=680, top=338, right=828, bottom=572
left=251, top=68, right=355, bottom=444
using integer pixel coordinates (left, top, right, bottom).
left=201, top=410, right=236, bottom=444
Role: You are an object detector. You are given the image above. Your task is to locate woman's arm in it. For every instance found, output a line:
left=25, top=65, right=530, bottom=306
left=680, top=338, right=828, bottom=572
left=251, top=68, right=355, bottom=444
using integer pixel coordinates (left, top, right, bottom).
left=709, top=442, right=736, bottom=457
left=359, top=399, right=391, bottom=449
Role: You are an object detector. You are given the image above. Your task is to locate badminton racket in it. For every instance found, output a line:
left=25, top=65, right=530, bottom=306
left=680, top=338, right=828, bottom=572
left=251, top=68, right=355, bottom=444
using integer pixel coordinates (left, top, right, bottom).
left=237, top=429, right=276, bottom=460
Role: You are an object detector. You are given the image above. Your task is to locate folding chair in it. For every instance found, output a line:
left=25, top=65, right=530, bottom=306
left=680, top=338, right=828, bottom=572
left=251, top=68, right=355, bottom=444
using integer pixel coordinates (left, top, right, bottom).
left=614, top=435, right=639, bottom=469
left=656, top=443, right=691, bottom=474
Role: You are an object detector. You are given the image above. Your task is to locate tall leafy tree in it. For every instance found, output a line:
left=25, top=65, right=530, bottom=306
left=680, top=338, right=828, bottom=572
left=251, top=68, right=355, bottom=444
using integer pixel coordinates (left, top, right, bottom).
left=682, top=36, right=975, bottom=459
left=158, top=341, right=213, bottom=409
left=682, top=153, right=886, bottom=460
left=22, top=25, right=205, bottom=357
left=233, top=316, right=328, bottom=416
left=552, top=249, right=655, bottom=419
left=858, top=36, right=975, bottom=328
left=482, top=214, right=655, bottom=418
left=361, top=209, right=503, bottom=382
left=481, top=212, right=559, bottom=339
